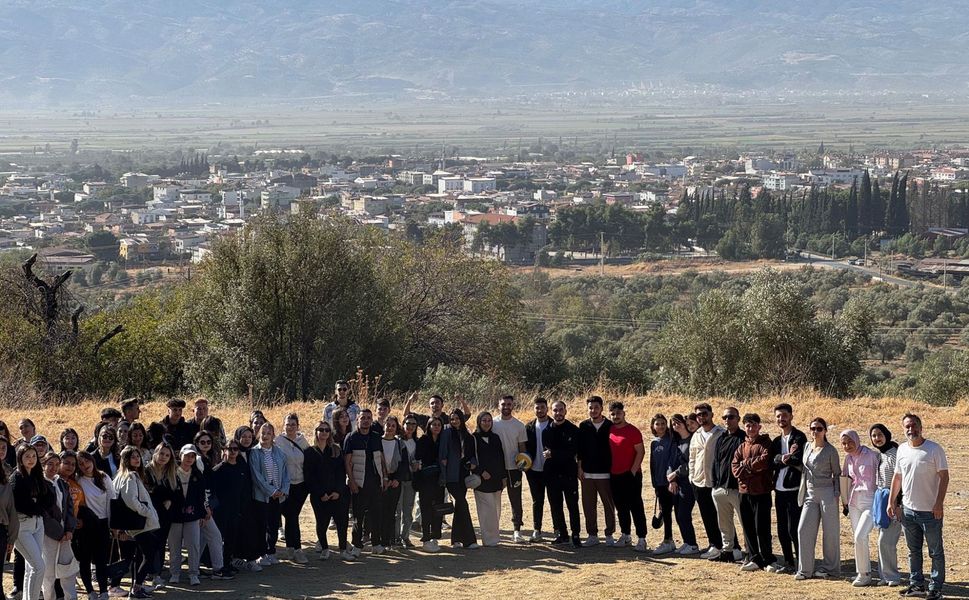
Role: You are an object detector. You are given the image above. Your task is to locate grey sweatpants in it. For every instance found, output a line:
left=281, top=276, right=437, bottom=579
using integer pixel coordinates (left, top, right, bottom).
left=796, top=486, right=841, bottom=577
left=712, top=487, right=743, bottom=552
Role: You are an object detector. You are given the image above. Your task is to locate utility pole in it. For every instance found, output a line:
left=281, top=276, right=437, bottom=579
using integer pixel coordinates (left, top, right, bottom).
left=599, top=231, right=605, bottom=276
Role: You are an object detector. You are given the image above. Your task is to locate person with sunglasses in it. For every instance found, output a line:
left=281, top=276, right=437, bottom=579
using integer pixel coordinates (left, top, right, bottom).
left=396, top=417, right=420, bottom=548
left=192, top=431, right=232, bottom=581
left=91, top=423, right=120, bottom=478
left=324, top=380, right=360, bottom=432
left=304, top=421, right=352, bottom=560
left=689, top=402, right=726, bottom=560
left=795, top=417, right=841, bottom=580
left=710, top=407, right=746, bottom=563
left=211, top=439, right=252, bottom=573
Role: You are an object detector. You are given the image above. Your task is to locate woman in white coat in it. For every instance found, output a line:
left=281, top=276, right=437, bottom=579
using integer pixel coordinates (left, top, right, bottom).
left=40, top=452, right=77, bottom=600
left=114, top=446, right=160, bottom=599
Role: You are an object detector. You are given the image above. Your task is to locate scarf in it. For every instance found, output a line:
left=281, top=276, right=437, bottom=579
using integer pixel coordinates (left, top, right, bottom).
left=869, top=423, right=899, bottom=454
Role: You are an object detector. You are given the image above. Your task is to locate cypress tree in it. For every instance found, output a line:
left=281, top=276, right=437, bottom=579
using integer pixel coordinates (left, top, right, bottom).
left=859, top=169, right=872, bottom=233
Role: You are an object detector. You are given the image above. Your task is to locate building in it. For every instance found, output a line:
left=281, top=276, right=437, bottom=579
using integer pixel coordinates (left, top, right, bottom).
left=261, top=184, right=299, bottom=211
left=463, top=177, right=496, bottom=193
left=807, top=169, right=864, bottom=186
left=763, top=172, right=801, bottom=191
left=179, top=189, right=212, bottom=204
left=438, top=176, right=465, bottom=194
left=120, top=172, right=151, bottom=190
left=461, top=213, right=548, bottom=264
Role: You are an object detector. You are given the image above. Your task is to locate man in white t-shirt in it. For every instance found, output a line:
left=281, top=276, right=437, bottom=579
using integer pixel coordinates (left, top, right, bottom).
left=889, top=413, right=949, bottom=600
left=491, top=394, right=528, bottom=543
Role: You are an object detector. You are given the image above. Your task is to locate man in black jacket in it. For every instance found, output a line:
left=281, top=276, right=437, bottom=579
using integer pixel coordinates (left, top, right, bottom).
left=711, top=406, right=746, bottom=562
left=542, top=400, right=581, bottom=547
left=153, top=398, right=195, bottom=449
left=768, top=403, right=807, bottom=574
left=577, top=396, right=615, bottom=547
left=524, top=397, right=552, bottom=542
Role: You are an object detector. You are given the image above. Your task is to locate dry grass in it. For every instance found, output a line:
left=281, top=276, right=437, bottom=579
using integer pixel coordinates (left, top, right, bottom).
left=6, top=391, right=968, bottom=599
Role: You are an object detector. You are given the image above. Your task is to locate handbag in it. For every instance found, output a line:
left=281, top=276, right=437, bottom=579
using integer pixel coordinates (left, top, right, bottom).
left=650, top=497, right=662, bottom=530
left=110, top=497, right=147, bottom=531
left=463, top=433, right=482, bottom=490
left=104, top=535, right=133, bottom=581
left=433, top=501, right=455, bottom=516
left=872, top=487, right=892, bottom=529
left=54, top=541, right=80, bottom=579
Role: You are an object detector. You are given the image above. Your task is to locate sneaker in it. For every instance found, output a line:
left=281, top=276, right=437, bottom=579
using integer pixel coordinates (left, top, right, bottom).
left=570, top=535, right=581, bottom=548
left=278, top=527, right=286, bottom=542
left=403, top=538, right=416, bottom=549
left=230, top=558, right=245, bottom=569
left=314, top=541, right=323, bottom=552
left=899, top=584, right=927, bottom=597
left=293, top=549, right=309, bottom=564
left=212, top=568, right=235, bottom=580
left=512, top=530, right=525, bottom=544
left=794, top=573, right=809, bottom=581
left=852, top=574, right=873, bottom=587
left=467, top=543, right=481, bottom=549
left=550, top=536, right=570, bottom=545
left=813, top=570, right=829, bottom=579
left=676, top=543, right=699, bottom=555
left=109, top=587, right=127, bottom=597
left=243, top=561, right=262, bottom=572
left=422, top=540, right=440, bottom=553
left=88, top=593, right=100, bottom=600
left=732, top=549, right=744, bottom=562
left=701, top=547, right=722, bottom=560
left=604, top=535, right=616, bottom=547
left=349, top=545, right=362, bottom=558
left=320, top=549, right=331, bottom=561
left=633, top=538, right=648, bottom=553
left=276, top=547, right=293, bottom=560
left=653, top=540, right=676, bottom=555
left=925, top=590, right=942, bottom=600
left=169, top=574, right=181, bottom=585
left=614, top=534, right=631, bottom=547
left=268, top=554, right=281, bottom=565
left=883, top=580, right=901, bottom=587
left=189, top=576, right=200, bottom=586
left=130, top=589, right=151, bottom=600
left=257, top=555, right=273, bottom=567
left=581, top=535, right=600, bottom=547
left=741, top=561, right=761, bottom=572
left=452, top=542, right=463, bottom=549
left=529, top=531, right=543, bottom=543
left=340, top=549, right=356, bottom=560
left=765, top=562, right=783, bottom=573
left=372, top=545, right=385, bottom=555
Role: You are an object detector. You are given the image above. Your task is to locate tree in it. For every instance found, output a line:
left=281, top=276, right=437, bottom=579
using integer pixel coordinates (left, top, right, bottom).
left=750, top=214, right=786, bottom=259
left=85, top=231, right=120, bottom=262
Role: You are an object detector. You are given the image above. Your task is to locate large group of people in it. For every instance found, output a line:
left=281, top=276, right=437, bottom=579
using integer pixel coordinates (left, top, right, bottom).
left=0, top=384, right=951, bottom=600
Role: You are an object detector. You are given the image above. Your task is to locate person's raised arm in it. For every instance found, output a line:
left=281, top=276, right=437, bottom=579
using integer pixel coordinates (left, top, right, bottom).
left=403, top=392, right=417, bottom=417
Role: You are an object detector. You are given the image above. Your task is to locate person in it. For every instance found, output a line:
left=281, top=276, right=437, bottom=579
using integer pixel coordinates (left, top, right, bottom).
left=304, top=420, right=352, bottom=560
left=12, top=444, right=55, bottom=600
left=120, top=398, right=141, bottom=426
left=667, top=414, right=699, bottom=555
left=607, top=401, right=648, bottom=552
left=840, top=428, right=880, bottom=587
left=377, top=417, right=409, bottom=550
left=114, top=446, right=161, bottom=599
left=490, top=394, right=528, bottom=544
left=117, top=421, right=131, bottom=448
left=331, top=408, right=352, bottom=448
left=711, top=406, right=745, bottom=563
left=18, top=419, right=37, bottom=446
left=577, top=395, right=615, bottom=547
left=649, top=414, right=676, bottom=554
left=769, top=403, right=806, bottom=574
left=414, top=416, right=445, bottom=552
left=403, top=393, right=472, bottom=433
left=344, top=409, right=386, bottom=554
left=39, top=452, right=77, bottom=600
left=731, top=413, right=776, bottom=572
left=60, top=428, right=80, bottom=453
left=144, top=442, right=178, bottom=586
left=0, top=442, right=18, bottom=600
left=128, top=423, right=152, bottom=465
left=155, top=399, right=195, bottom=449
left=31, top=435, right=51, bottom=458
left=524, top=397, right=552, bottom=542
left=191, top=432, right=230, bottom=581
left=168, top=445, right=206, bottom=586
left=249, top=411, right=267, bottom=435
left=75, top=450, right=116, bottom=599
left=869, top=423, right=902, bottom=587
left=0, top=420, right=15, bottom=469
left=889, top=413, right=948, bottom=600
left=689, top=402, right=725, bottom=559
left=395, top=416, right=420, bottom=547
left=250, top=423, right=290, bottom=566
left=543, top=401, right=581, bottom=547
left=275, top=413, right=310, bottom=563
left=795, top=417, right=841, bottom=580
left=210, top=439, right=251, bottom=573
left=187, top=398, right=227, bottom=448
left=371, top=399, right=391, bottom=436
left=438, top=409, right=478, bottom=549
left=90, top=424, right=120, bottom=479
left=234, top=426, right=256, bottom=455
left=324, top=380, right=360, bottom=430
left=472, top=411, right=507, bottom=547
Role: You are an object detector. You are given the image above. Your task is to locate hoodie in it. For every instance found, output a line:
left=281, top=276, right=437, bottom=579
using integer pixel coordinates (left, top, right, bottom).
left=731, top=433, right=773, bottom=495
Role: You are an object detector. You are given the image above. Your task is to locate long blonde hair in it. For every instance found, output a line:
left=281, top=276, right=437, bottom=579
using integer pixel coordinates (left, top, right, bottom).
left=147, top=442, right=177, bottom=489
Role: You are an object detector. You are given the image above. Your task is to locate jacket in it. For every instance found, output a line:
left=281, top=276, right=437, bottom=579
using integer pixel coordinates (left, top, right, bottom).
left=712, top=428, right=746, bottom=489
left=145, top=469, right=177, bottom=527
left=668, top=433, right=692, bottom=484
left=210, top=460, right=250, bottom=517
left=524, top=418, right=552, bottom=461
left=115, top=473, right=160, bottom=536
left=731, top=433, right=773, bottom=495
left=344, top=430, right=384, bottom=488
left=154, top=417, right=195, bottom=450
left=577, top=418, right=612, bottom=475
left=42, top=478, right=77, bottom=541
left=798, top=443, right=841, bottom=506
left=649, top=434, right=675, bottom=489
left=0, top=482, right=18, bottom=541
left=471, top=432, right=507, bottom=493
left=382, top=437, right=412, bottom=483
left=438, top=426, right=474, bottom=484
left=304, top=445, right=349, bottom=498
left=250, top=445, right=291, bottom=502
left=543, top=419, right=580, bottom=480
left=11, top=471, right=55, bottom=517
left=770, top=427, right=808, bottom=490
left=688, top=425, right=724, bottom=488
left=170, top=466, right=207, bottom=523
left=414, top=433, right=443, bottom=491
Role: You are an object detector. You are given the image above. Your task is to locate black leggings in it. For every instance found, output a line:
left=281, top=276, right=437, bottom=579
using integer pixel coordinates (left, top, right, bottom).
left=309, top=494, right=349, bottom=551
left=74, top=517, right=110, bottom=594
left=376, top=485, right=402, bottom=547
left=418, top=484, right=445, bottom=542
left=654, top=486, right=675, bottom=541
left=133, top=531, right=160, bottom=585
left=282, top=482, right=308, bottom=549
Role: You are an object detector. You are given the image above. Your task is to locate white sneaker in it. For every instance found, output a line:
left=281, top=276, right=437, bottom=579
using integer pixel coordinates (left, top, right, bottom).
left=340, top=549, right=356, bottom=560
left=852, top=574, right=872, bottom=587
left=189, top=575, right=200, bottom=586
left=732, top=548, right=744, bottom=562
left=314, top=541, right=323, bottom=552
left=604, top=535, right=616, bottom=547
left=319, top=549, right=331, bottom=561
left=293, top=549, right=309, bottom=564
left=372, top=545, right=385, bottom=554
left=512, top=530, right=525, bottom=544
left=529, top=531, right=543, bottom=543
left=813, top=570, right=829, bottom=579
left=581, top=535, right=600, bottom=547
left=633, top=538, right=649, bottom=553
left=794, top=573, right=809, bottom=580
left=653, top=540, right=676, bottom=555
left=765, top=562, right=783, bottom=573
left=243, top=560, right=262, bottom=572
left=257, top=555, right=273, bottom=567
left=701, top=546, right=722, bottom=560
left=741, top=561, right=761, bottom=572
left=467, top=543, right=480, bottom=549
left=614, top=534, right=631, bottom=547
left=109, top=586, right=127, bottom=597
left=278, top=527, right=286, bottom=541
left=452, top=542, right=463, bottom=549
left=422, top=540, right=440, bottom=552
left=676, top=543, right=699, bottom=555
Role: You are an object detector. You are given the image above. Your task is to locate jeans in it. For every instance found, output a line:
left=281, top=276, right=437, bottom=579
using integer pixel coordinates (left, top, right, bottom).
left=74, top=516, right=110, bottom=594
left=610, top=471, right=647, bottom=539
left=775, top=489, right=801, bottom=566
left=654, top=486, right=674, bottom=541
left=350, top=480, right=381, bottom=548
left=417, top=483, right=445, bottom=542
left=376, top=485, right=401, bottom=547
left=282, top=481, right=308, bottom=549
left=15, top=516, right=45, bottom=600
left=253, top=498, right=283, bottom=556
left=673, top=480, right=697, bottom=547
left=310, top=494, right=349, bottom=551
left=902, top=508, right=945, bottom=592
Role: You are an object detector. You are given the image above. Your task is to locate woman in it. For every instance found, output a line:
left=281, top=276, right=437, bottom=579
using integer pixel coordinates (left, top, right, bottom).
left=250, top=423, right=290, bottom=566
left=275, top=413, right=310, bottom=563
left=41, top=452, right=77, bottom=600
left=304, top=420, right=351, bottom=560
left=168, top=445, right=206, bottom=586
left=127, top=423, right=152, bottom=465
left=187, top=433, right=226, bottom=581
left=841, top=428, right=880, bottom=587
left=59, top=429, right=80, bottom=454
left=396, top=416, right=420, bottom=547
left=75, top=450, right=115, bottom=599
left=211, top=440, right=258, bottom=572
left=200, top=416, right=228, bottom=449
left=376, top=417, right=409, bottom=551
left=194, top=431, right=221, bottom=467
left=249, top=411, right=267, bottom=435
left=438, top=409, right=478, bottom=549
left=795, top=417, right=841, bottom=580
left=144, top=443, right=177, bottom=588
left=415, top=416, right=445, bottom=552
left=230, top=425, right=263, bottom=567
left=666, top=414, right=699, bottom=555
left=472, top=412, right=506, bottom=547
left=870, top=424, right=902, bottom=587
left=18, top=419, right=37, bottom=446
left=0, top=437, right=13, bottom=477
left=12, top=445, right=54, bottom=600
left=234, top=426, right=257, bottom=457
left=57, top=451, right=85, bottom=598
left=91, top=424, right=120, bottom=478
left=331, top=408, right=352, bottom=448
left=113, top=446, right=160, bottom=599
left=649, top=414, right=676, bottom=555
left=0, top=440, right=18, bottom=600
left=117, top=422, right=130, bottom=448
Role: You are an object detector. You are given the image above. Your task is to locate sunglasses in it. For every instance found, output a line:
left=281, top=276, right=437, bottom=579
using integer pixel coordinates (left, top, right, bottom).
left=337, top=388, right=349, bottom=392
left=721, top=415, right=738, bottom=420
left=809, top=426, right=826, bottom=432
left=227, top=447, right=240, bottom=452
left=316, top=428, right=331, bottom=433
left=198, top=440, right=212, bottom=445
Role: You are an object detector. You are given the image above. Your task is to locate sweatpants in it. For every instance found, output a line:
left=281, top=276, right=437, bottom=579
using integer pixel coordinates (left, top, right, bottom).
left=311, top=495, right=349, bottom=551
left=796, top=486, right=841, bottom=577
left=694, top=486, right=722, bottom=550
left=506, top=469, right=524, bottom=531
left=739, top=492, right=775, bottom=567
left=42, top=536, right=77, bottom=600
left=199, top=518, right=224, bottom=570
left=282, top=482, right=308, bottom=550
left=712, top=487, right=744, bottom=553
left=525, top=470, right=548, bottom=533
left=396, top=480, right=416, bottom=543
left=547, top=476, right=581, bottom=539
left=15, top=515, right=45, bottom=600
left=168, top=520, right=202, bottom=578
left=775, top=489, right=801, bottom=565
left=849, top=500, right=875, bottom=576
left=581, top=476, right=616, bottom=537
left=474, top=489, right=502, bottom=546
left=610, top=471, right=647, bottom=539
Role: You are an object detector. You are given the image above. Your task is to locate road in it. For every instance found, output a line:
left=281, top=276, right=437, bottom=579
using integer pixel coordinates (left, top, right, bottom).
left=795, top=251, right=926, bottom=289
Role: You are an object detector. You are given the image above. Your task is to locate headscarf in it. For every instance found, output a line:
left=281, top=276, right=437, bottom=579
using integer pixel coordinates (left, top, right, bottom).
left=868, top=423, right=898, bottom=454
left=839, top=429, right=861, bottom=454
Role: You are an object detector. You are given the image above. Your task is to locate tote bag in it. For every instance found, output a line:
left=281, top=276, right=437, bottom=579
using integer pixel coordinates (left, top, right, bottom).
left=872, top=487, right=892, bottom=529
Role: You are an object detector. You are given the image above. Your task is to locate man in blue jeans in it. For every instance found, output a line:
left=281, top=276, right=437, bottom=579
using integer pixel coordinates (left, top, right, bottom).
left=889, top=413, right=949, bottom=600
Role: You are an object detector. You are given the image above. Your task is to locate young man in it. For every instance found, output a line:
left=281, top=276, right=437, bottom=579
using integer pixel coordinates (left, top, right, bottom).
left=324, top=380, right=360, bottom=430
left=731, top=413, right=777, bottom=572
left=187, top=397, right=227, bottom=446
left=607, top=401, right=648, bottom=552
left=153, top=398, right=195, bottom=449
left=402, top=393, right=471, bottom=433
left=577, top=395, right=615, bottom=547
left=889, top=413, right=949, bottom=600
left=524, top=397, right=552, bottom=542
left=343, top=409, right=388, bottom=555
left=491, top=394, right=528, bottom=543
left=769, top=403, right=806, bottom=574
left=120, top=397, right=141, bottom=425
left=371, top=398, right=391, bottom=436
left=542, top=401, right=581, bottom=547
left=689, top=402, right=724, bottom=559
left=711, top=406, right=746, bottom=563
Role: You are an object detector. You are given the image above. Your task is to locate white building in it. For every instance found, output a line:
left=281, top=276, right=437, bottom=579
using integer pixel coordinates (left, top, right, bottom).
left=153, top=184, right=181, bottom=203
left=179, top=189, right=212, bottom=204
left=120, top=172, right=151, bottom=190
left=438, top=176, right=465, bottom=194
left=763, top=172, right=801, bottom=191
left=463, top=177, right=496, bottom=193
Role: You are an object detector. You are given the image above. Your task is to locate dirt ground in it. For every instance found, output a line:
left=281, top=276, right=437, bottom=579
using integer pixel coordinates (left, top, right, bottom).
left=5, top=395, right=968, bottom=599
left=524, top=258, right=800, bottom=279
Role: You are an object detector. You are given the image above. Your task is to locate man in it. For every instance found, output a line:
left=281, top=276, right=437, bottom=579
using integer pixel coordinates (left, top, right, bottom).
left=524, top=397, right=552, bottom=542
left=607, top=401, right=648, bottom=552
left=153, top=398, right=195, bottom=449
left=768, top=403, right=806, bottom=574
left=689, top=402, right=724, bottom=559
left=186, top=397, right=227, bottom=446
left=732, top=413, right=777, bottom=572
left=542, top=401, right=581, bottom=547
left=491, top=394, right=528, bottom=543
left=711, top=406, right=746, bottom=563
left=577, top=395, right=616, bottom=547
left=120, top=397, right=141, bottom=425
left=371, top=398, right=391, bottom=436
left=403, top=393, right=471, bottom=433
left=343, top=409, right=388, bottom=555
left=889, top=413, right=949, bottom=600
left=324, top=380, right=360, bottom=429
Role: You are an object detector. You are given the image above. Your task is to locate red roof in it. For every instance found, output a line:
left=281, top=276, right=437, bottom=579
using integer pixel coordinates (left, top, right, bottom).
left=463, top=213, right=517, bottom=225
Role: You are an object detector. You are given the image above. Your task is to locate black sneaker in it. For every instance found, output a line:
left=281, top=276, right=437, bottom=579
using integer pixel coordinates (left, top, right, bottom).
left=925, top=591, right=942, bottom=600
left=900, top=584, right=927, bottom=597
left=550, top=535, right=570, bottom=545
left=211, top=568, right=235, bottom=581
left=570, top=535, right=581, bottom=548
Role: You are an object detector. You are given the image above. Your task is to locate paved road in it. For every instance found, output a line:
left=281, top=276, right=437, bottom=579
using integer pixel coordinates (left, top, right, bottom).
left=795, top=251, right=925, bottom=289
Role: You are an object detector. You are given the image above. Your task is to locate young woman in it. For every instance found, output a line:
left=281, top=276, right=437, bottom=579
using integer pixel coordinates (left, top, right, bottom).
left=438, top=409, right=478, bottom=549
left=275, top=413, right=310, bottom=563
left=192, top=427, right=230, bottom=577
left=331, top=408, right=352, bottom=448
left=117, top=421, right=131, bottom=448
left=249, top=411, right=267, bottom=435
left=193, top=431, right=221, bottom=467
left=649, top=414, right=676, bottom=554
left=795, top=417, right=841, bottom=580
left=11, top=445, right=54, bottom=600
left=168, top=445, right=206, bottom=586
left=0, top=441, right=17, bottom=600
left=472, top=411, right=507, bottom=547
left=0, top=436, right=13, bottom=477
left=91, top=424, right=120, bottom=478
left=870, top=424, right=902, bottom=587
left=841, top=428, right=881, bottom=587
left=230, top=425, right=263, bottom=568
left=396, top=416, right=420, bottom=547
left=127, top=423, right=152, bottom=465
left=666, top=414, right=699, bottom=555
left=18, top=419, right=37, bottom=446
left=75, top=450, right=115, bottom=599
left=40, top=452, right=77, bottom=600
left=250, top=423, right=290, bottom=566
left=114, top=446, right=161, bottom=599
left=57, top=451, right=85, bottom=599
left=415, top=416, right=445, bottom=552
left=376, top=417, right=409, bottom=550
left=59, top=428, right=80, bottom=454
left=234, top=426, right=257, bottom=457
left=144, top=442, right=177, bottom=588
left=211, top=440, right=256, bottom=572
left=304, top=420, right=351, bottom=560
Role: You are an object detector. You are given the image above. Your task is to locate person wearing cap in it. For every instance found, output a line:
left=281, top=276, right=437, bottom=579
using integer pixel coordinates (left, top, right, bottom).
left=154, top=399, right=195, bottom=450
left=491, top=395, right=528, bottom=544
left=543, top=401, right=582, bottom=547
left=168, top=444, right=207, bottom=586
left=30, top=436, right=50, bottom=458
left=251, top=423, right=290, bottom=566
left=577, top=395, right=615, bottom=547
left=121, top=398, right=141, bottom=426
left=731, top=413, right=778, bottom=572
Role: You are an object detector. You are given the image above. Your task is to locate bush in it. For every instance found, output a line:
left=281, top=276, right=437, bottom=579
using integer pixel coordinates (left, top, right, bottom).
left=420, top=364, right=512, bottom=409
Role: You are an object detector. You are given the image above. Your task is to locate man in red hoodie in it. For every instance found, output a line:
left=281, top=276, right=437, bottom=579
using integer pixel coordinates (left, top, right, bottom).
left=731, top=413, right=778, bottom=572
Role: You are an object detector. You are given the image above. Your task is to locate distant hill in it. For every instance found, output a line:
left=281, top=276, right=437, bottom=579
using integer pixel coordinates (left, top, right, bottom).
left=1, top=0, right=967, bottom=106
